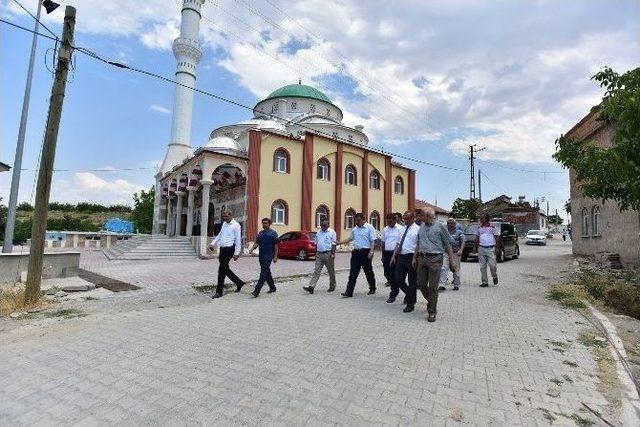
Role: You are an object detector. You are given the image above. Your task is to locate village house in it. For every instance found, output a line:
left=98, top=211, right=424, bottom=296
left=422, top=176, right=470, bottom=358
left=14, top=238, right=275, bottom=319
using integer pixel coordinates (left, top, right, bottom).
left=565, top=110, right=640, bottom=266
left=480, top=194, right=547, bottom=236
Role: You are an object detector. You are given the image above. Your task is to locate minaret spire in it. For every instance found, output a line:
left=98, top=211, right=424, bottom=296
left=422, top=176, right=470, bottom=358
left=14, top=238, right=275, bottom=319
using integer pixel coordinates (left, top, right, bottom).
left=159, top=0, right=206, bottom=174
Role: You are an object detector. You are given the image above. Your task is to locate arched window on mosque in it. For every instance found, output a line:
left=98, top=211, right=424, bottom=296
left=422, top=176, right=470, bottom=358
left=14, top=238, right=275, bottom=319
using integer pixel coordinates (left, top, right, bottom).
left=345, top=209, right=356, bottom=229
left=394, top=176, right=404, bottom=194
left=345, top=165, right=357, bottom=186
left=369, top=170, right=380, bottom=190
left=271, top=200, right=288, bottom=225
left=317, top=158, right=330, bottom=181
left=369, top=211, right=380, bottom=230
left=273, top=148, right=289, bottom=173
left=315, top=205, right=329, bottom=228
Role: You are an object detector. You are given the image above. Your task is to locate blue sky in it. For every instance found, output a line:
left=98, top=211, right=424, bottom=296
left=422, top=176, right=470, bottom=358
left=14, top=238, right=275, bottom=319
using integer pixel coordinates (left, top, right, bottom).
left=1, top=0, right=638, bottom=219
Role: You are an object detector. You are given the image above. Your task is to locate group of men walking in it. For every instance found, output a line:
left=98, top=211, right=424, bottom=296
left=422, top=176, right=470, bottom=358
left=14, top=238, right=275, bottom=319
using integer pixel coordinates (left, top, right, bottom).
left=209, top=209, right=501, bottom=322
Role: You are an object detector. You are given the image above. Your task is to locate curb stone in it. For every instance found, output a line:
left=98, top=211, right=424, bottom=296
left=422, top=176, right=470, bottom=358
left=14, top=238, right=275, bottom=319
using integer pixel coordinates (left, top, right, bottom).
left=586, top=302, right=640, bottom=426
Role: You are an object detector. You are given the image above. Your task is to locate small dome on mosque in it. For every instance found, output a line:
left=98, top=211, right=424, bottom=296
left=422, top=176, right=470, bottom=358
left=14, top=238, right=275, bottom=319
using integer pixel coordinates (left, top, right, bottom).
left=205, top=136, right=242, bottom=153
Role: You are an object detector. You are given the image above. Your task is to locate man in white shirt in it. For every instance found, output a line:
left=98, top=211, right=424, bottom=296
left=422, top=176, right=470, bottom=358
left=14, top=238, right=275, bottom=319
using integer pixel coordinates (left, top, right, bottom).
left=382, top=213, right=403, bottom=303
left=209, top=210, right=245, bottom=299
left=473, top=214, right=501, bottom=287
left=390, top=210, right=420, bottom=312
left=303, top=218, right=337, bottom=294
left=338, top=213, right=377, bottom=297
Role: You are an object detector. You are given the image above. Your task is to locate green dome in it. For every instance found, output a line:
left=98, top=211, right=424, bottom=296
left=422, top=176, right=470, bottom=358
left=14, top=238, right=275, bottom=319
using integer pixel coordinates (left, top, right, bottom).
left=263, top=84, right=333, bottom=104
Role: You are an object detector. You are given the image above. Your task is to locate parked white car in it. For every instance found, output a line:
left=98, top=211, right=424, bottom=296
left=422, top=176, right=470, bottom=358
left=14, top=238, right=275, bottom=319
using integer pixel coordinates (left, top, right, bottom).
left=525, top=230, right=547, bottom=245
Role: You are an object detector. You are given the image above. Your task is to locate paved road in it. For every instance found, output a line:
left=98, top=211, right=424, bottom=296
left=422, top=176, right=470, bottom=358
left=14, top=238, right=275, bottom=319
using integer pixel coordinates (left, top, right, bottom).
left=0, top=240, right=617, bottom=425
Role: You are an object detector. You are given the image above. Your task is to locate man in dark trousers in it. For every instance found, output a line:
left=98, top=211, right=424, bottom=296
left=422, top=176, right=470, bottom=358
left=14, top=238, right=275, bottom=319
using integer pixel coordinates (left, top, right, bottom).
left=382, top=213, right=403, bottom=303
left=248, top=218, right=279, bottom=297
left=209, top=210, right=245, bottom=299
left=338, top=213, right=377, bottom=297
left=390, top=210, right=420, bottom=312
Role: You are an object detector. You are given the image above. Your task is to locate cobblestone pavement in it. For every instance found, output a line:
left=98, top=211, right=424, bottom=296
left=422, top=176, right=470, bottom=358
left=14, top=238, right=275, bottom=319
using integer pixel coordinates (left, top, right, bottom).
left=0, top=240, right=620, bottom=425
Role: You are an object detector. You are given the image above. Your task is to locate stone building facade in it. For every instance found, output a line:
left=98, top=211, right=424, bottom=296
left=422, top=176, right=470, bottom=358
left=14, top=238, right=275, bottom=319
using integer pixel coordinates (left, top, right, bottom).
left=566, top=110, right=640, bottom=265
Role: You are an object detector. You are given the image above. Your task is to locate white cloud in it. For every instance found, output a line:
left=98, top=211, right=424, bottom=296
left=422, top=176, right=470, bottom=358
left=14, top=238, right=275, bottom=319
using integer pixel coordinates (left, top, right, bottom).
left=5, top=0, right=638, bottom=164
left=52, top=173, right=144, bottom=206
left=150, top=104, right=171, bottom=114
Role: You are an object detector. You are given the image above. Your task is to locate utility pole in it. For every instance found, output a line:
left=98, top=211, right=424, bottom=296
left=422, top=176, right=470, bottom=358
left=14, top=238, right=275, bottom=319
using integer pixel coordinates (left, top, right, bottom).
left=3, top=0, right=60, bottom=253
left=24, top=6, right=75, bottom=303
left=469, top=145, right=485, bottom=201
left=478, top=169, right=482, bottom=202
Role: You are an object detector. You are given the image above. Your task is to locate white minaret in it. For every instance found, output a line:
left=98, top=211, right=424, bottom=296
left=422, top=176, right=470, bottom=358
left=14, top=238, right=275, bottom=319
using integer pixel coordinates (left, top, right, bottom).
left=154, top=0, right=205, bottom=234
left=159, top=0, right=205, bottom=174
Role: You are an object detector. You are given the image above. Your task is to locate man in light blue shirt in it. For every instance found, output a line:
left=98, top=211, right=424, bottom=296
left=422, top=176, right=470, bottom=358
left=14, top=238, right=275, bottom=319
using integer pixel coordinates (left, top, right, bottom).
left=303, top=218, right=337, bottom=294
left=338, top=213, right=377, bottom=297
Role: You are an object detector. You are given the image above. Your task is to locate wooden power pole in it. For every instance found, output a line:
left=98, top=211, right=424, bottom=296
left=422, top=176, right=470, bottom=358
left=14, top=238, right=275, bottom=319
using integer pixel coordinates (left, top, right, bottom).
left=24, top=6, right=76, bottom=303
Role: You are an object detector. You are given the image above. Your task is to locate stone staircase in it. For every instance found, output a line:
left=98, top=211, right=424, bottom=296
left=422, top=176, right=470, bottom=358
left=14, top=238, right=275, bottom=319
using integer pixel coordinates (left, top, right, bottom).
left=104, top=235, right=197, bottom=260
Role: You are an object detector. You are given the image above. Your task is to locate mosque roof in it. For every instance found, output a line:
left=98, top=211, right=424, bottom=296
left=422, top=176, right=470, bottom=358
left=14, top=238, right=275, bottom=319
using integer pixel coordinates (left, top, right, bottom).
left=263, top=83, right=333, bottom=104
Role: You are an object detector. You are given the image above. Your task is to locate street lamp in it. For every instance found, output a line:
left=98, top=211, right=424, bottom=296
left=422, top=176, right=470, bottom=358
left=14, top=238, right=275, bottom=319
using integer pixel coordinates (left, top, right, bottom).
left=2, top=0, right=59, bottom=253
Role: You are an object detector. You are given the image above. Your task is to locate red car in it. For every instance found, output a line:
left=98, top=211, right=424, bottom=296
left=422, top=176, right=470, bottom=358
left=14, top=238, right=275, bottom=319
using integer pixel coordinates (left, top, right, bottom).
left=277, top=231, right=317, bottom=260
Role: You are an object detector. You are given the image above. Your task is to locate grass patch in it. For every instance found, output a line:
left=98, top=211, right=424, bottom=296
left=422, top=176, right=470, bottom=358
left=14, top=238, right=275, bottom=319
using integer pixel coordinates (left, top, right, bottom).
left=563, top=360, right=578, bottom=368
left=562, top=374, right=574, bottom=383
left=578, top=331, right=607, bottom=348
left=549, top=377, right=563, bottom=385
left=0, top=287, right=46, bottom=316
left=550, top=269, right=640, bottom=319
left=44, top=308, right=86, bottom=319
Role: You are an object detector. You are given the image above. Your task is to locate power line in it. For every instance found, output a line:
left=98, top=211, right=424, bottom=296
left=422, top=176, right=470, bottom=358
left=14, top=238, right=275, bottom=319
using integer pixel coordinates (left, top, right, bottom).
left=1, top=17, right=465, bottom=173
left=10, top=0, right=58, bottom=39
left=230, top=0, right=429, bottom=128
left=20, top=166, right=159, bottom=172
left=479, top=158, right=566, bottom=174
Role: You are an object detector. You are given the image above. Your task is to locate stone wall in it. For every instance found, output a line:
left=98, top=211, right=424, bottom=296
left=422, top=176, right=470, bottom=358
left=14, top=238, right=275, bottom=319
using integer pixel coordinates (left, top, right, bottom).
left=0, top=252, right=80, bottom=284
left=568, top=112, right=640, bottom=266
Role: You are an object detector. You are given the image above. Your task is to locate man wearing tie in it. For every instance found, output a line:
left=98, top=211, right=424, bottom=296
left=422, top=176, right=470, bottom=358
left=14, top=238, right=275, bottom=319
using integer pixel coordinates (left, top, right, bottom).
left=338, top=213, right=377, bottom=297
left=303, top=218, right=337, bottom=294
left=390, top=210, right=420, bottom=312
left=209, top=210, right=245, bottom=299
left=381, top=213, right=403, bottom=303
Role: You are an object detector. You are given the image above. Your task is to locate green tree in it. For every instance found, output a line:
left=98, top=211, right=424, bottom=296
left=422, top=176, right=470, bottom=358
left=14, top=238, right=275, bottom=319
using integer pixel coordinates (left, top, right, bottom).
left=547, top=214, right=564, bottom=225
left=450, top=198, right=482, bottom=220
left=17, top=202, right=34, bottom=211
left=553, top=66, right=640, bottom=211
left=563, top=200, right=571, bottom=214
left=131, top=186, right=155, bottom=234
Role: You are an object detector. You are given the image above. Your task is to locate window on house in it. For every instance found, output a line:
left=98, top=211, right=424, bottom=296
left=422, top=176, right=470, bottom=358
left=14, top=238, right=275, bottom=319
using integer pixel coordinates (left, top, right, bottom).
left=369, top=171, right=380, bottom=189
left=273, top=149, right=289, bottom=173
left=272, top=200, right=287, bottom=225
left=369, top=211, right=380, bottom=230
left=345, top=165, right=357, bottom=186
left=394, top=176, right=404, bottom=194
left=345, top=209, right=356, bottom=229
left=315, top=206, right=329, bottom=228
left=581, top=207, right=590, bottom=237
left=317, top=159, right=330, bottom=181
left=592, top=206, right=601, bottom=236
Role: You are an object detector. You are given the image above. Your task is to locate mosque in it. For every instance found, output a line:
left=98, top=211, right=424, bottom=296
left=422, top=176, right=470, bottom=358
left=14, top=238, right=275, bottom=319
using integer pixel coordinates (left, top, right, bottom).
left=153, top=0, right=416, bottom=256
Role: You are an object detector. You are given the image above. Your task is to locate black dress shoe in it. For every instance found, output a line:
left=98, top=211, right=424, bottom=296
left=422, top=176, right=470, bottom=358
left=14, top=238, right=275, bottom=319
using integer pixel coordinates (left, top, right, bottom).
left=480, top=283, right=489, bottom=287
left=251, top=290, right=260, bottom=297
left=235, top=283, right=245, bottom=293
left=327, top=287, right=335, bottom=292
left=453, top=286, right=459, bottom=291
left=386, top=297, right=396, bottom=303
left=438, top=286, right=446, bottom=292
left=211, top=293, right=223, bottom=299
left=303, top=286, right=314, bottom=294
left=493, top=277, right=499, bottom=285
left=367, top=289, right=376, bottom=295
left=403, top=305, right=414, bottom=313
left=341, top=292, right=353, bottom=298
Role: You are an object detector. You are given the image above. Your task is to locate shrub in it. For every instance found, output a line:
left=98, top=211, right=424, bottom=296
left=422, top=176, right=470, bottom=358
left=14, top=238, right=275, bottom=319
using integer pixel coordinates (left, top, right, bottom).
left=16, top=202, right=34, bottom=211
